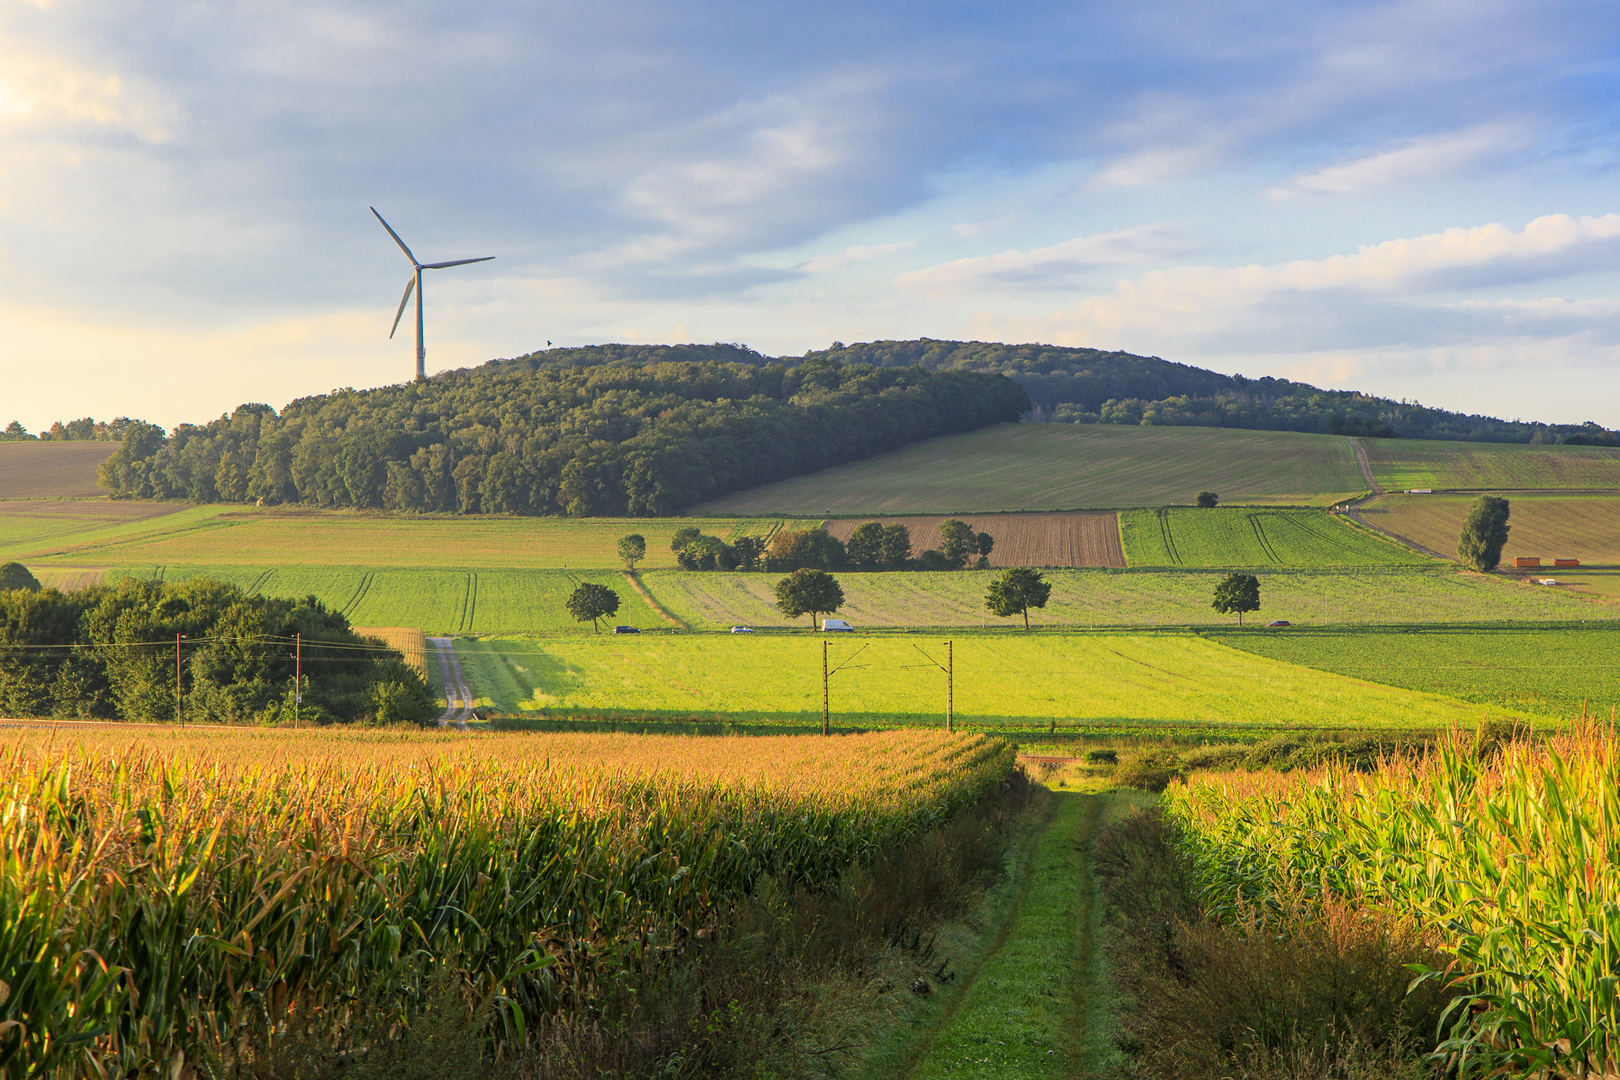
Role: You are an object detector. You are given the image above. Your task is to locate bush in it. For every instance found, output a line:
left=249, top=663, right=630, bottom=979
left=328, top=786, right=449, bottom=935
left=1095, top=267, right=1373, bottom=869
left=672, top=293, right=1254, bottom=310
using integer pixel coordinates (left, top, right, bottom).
left=1114, top=749, right=1185, bottom=792
left=1083, top=748, right=1118, bottom=765
left=1180, top=744, right=1247, bottom=771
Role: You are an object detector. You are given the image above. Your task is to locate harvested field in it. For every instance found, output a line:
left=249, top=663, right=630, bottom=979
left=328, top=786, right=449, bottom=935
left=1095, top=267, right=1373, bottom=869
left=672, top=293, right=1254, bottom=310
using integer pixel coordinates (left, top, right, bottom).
left=1358, top=493, right=1620, bottom=566
left=0, top=441, right=119, bottom=498
left=824, top=511, right=1125, bottom=568
left=352, top=625, right=432, bottom=681
left=1362, top=438, right=1620, bottom=491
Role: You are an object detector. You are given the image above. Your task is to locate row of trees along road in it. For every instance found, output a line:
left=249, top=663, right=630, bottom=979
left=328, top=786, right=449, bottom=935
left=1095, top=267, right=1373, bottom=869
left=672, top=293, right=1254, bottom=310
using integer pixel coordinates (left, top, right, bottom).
left=628, top=522, right=996, bottom=575
left=95, top=349, right=1029, bottom=516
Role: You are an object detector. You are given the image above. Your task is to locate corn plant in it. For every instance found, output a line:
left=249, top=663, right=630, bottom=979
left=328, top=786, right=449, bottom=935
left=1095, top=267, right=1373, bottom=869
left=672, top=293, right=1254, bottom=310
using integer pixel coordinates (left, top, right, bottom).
left=0, top=729, right=1012, bottom=1077
left=1165, top=728, right=1618, bottom=1079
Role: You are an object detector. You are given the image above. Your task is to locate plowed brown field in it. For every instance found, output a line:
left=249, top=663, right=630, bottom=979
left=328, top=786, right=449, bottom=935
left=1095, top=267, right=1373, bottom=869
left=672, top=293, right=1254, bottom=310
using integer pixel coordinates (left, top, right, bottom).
left=0, top=442, right=119, bottom=498
left=825, top=511, right=1125, bottom=568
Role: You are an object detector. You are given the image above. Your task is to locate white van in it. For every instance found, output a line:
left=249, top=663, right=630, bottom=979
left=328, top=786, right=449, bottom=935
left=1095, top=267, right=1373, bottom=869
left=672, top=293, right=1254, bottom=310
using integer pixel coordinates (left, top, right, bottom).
left=821, top=618, right=854, bottom=632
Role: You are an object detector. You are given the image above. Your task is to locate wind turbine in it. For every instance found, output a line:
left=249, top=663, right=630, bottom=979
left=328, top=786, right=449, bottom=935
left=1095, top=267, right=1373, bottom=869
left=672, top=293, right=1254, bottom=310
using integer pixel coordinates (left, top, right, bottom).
left=371, top=207, right=494, bottom=381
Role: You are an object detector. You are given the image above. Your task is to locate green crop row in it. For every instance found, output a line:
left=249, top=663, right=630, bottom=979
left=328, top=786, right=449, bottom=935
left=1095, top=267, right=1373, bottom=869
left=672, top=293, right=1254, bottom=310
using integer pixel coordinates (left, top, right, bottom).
left=1118, top=507, right=1428, bottom=568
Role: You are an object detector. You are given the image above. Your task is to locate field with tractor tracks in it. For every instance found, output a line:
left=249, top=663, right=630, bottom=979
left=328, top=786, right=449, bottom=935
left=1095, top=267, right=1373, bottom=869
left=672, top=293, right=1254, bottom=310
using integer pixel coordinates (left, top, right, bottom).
left=1356, top=492, right=1620, bottom=566
left=1118, top=506, right=1427, bottom=568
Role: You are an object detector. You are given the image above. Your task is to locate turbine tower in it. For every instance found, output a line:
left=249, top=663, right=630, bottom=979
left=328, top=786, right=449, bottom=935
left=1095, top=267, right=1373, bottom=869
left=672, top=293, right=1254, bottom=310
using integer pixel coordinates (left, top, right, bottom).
left=371, top=207, right=494, bottom=381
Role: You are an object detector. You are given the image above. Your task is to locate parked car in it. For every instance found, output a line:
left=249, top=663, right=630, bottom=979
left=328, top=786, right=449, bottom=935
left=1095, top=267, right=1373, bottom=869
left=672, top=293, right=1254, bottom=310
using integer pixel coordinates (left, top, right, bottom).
left=612, top=625, right=640, bottom=635
left=729, top=625, right=754, bottom=634
left=821, top=618, right=854, bottom=632
left=1266, top=620, right=1290, bottom=627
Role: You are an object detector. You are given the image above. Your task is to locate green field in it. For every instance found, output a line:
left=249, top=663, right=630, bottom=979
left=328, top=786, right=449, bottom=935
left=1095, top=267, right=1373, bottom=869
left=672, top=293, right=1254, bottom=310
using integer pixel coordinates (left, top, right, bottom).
left=124, top=565, right=665, bottom=634
left=1218, top=623, right=1620, bottom=728
left=454, top=632, right=1519, bottom=732
left=697, top=425, right=1367, bottom=515
left=1363, top=438, right=1620, bottom=491
left=1117, top=506, right=1426, bottom=568
left=642, top=565, right=1607, bottom=630
left=0, top=501, right=814, bottom=573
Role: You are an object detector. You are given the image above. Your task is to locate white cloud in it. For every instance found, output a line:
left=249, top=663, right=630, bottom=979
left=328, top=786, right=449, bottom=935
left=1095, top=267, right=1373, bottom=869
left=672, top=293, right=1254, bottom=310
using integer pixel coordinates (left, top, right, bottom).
left=0, top=32, right=174, bottom=141
left=797, top=240, right=915, bottom=273
left=897, top=224, right=1192, bottom=291
left=1268, top=124, right=1523, bottom=198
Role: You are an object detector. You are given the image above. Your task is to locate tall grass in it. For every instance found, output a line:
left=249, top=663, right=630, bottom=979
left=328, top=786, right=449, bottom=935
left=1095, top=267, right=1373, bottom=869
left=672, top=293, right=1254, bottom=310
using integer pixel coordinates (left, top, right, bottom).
left=1164, top=724, right=1618, bottom=1078
left=0, top=729, right=1012, bottom=1078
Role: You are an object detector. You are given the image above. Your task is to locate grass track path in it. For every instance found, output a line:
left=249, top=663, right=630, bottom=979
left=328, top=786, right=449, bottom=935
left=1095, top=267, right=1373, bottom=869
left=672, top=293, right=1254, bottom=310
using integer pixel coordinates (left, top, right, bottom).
left=903, top=791, right=1102, bottom=1079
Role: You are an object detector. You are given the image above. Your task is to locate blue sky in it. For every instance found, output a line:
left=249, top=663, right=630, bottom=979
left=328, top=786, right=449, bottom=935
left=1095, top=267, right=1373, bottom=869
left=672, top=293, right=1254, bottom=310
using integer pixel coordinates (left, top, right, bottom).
left=3, top=0, right=1619, bottom=430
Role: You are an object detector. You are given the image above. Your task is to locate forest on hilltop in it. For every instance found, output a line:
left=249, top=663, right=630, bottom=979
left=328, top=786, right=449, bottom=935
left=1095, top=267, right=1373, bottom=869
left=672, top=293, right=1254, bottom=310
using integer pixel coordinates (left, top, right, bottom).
left=805, top=340, right=1619, bottom=444
left=96, top=348, right=1029, bottom=515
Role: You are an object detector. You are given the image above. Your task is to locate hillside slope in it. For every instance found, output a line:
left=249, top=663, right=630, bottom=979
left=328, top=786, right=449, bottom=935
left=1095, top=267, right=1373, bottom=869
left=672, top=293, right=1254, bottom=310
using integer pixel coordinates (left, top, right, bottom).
left=699, top=424, right=1365, bottom=514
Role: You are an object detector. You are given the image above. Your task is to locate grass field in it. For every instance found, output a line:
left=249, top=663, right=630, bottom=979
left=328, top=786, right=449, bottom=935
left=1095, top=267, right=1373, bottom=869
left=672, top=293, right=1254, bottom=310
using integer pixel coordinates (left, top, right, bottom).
left=824, top=512, right=1126, bottom=568
left=1118, top=506, right=1427, bottom=568
left=697, top=425, right=1367, bottom=515
left=0, top=441, right=118, bottom=498
left=126, top=564, right=662, bottom=634
left=1357, top=492, right=1620, bottom=566
left=455, top=632, right=1527, bottom=732
left=1218, top=623, right=1620, bottom=719
left=642, top=566, right=1610, bottom=630
left=1362, top=437, right=1620, bottom=491
left=0, top=501, right=816, bottom=572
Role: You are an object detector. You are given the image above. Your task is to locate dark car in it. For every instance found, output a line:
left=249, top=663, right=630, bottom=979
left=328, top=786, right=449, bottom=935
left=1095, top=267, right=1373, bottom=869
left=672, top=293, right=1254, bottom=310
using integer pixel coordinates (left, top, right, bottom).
left=612, top=625, right=640, bottom=635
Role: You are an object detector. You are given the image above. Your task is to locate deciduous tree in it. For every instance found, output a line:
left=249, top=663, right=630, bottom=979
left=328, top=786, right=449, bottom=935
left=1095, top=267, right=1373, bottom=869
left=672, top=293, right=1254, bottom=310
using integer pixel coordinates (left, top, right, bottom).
left=1195, top=491, right=1218, bottom=507
left=617, top=534, right=646, bottom=571
left=565, top=582, right=620, bottom=633
left=0, top=563, right=40, bottom=592
left=1211, top=573, right=1261, bottom=626
left=985, top=567, right=1051, bottom=630
left=1457, top=495, right=1511, bottom=572
left=774, top=569, right=845, bottom=629
left=940, top=519, right=976, bottom=570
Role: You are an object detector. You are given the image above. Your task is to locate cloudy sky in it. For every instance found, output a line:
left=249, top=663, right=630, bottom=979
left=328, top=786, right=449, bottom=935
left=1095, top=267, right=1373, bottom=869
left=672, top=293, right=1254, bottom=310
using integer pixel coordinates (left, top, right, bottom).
left=3, top=0, right=1619, bottom=431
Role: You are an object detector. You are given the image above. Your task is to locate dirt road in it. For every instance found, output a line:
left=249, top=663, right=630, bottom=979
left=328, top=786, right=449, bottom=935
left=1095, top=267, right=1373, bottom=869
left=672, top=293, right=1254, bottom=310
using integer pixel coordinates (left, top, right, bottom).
left=428, top=636, right=475, bottom=728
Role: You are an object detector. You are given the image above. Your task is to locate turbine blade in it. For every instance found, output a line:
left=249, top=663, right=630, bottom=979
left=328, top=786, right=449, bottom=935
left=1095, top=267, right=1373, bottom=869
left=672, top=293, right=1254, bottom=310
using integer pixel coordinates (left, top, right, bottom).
left=371, top=207, right=419, bottom=266
left=390, top=275, right=416, bottom=339
left=419, top=256, right=495, bottom=270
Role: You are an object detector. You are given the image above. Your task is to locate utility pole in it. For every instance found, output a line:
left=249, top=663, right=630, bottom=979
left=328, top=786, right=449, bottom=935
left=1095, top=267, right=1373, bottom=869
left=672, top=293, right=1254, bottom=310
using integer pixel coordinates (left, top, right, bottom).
left=822, top=640, right=829, bottom=736
left=175, top=633, right=183, bottom=724
left=295, top=633, right=302, bottom=729
left=946, top=639, right=954, bottom=733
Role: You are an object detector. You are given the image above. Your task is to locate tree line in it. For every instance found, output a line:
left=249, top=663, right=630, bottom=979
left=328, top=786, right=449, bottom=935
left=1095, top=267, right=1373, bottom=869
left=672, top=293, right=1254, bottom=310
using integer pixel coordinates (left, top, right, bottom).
left=1, top=417, right=144, bottom=442
left=0, top=574, right=437, bottom=724
left=803, top=339, right=1619, bottom=445
left=641, top=521, right=997, bottom=574
left=94, top=347, right=1030, bottom=516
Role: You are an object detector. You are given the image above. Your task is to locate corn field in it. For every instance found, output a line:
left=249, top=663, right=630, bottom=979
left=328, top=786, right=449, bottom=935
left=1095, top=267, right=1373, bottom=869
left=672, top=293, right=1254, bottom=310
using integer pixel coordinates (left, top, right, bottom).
left=1164, top=725, right=1618, bottom=1079
left=0, top=727, right=1013, bottom=1078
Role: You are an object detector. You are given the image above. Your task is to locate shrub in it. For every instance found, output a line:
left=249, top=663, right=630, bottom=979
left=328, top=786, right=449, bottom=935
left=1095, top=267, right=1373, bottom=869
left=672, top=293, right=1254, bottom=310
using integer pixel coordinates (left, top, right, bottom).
left=1114, top=749, right=1185, bottom=792
left=1083, top=748, right=1118, bottom=765
left=1180, top=744, right=1247, bottom=771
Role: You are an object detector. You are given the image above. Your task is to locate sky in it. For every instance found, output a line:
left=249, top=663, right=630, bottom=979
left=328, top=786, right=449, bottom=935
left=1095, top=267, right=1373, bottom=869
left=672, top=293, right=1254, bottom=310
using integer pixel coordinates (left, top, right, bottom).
left=2, top=0, right=1619, bottom=432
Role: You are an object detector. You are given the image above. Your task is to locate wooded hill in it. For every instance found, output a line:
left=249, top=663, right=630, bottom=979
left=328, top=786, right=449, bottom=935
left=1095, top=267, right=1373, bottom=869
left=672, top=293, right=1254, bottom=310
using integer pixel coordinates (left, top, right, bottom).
left=805, top=340, right=1618, bottom=445
left=97, top=348, right=1029, bottom=515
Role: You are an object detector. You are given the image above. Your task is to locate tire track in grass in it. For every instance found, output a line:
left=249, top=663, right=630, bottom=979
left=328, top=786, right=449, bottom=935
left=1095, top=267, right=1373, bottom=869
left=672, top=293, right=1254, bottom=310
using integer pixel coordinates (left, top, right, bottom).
left=901, top=792, right=1103, bottom=1080
left=339, top=571, right=373, bottom=618
left=1156, top=508, right=1183, bottom=566
left=1249, top=515, right=1283, bottom=564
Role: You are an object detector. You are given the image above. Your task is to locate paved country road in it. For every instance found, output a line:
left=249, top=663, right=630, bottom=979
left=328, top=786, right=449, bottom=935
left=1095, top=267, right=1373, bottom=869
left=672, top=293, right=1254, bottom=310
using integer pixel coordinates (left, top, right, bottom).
left=429, top=636, right=475, bottom=728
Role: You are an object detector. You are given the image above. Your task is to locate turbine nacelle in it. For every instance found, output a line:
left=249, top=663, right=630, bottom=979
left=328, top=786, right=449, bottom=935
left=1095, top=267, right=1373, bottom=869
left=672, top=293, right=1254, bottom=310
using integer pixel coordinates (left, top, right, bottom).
left=371, top=207, right=493, bottom=381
